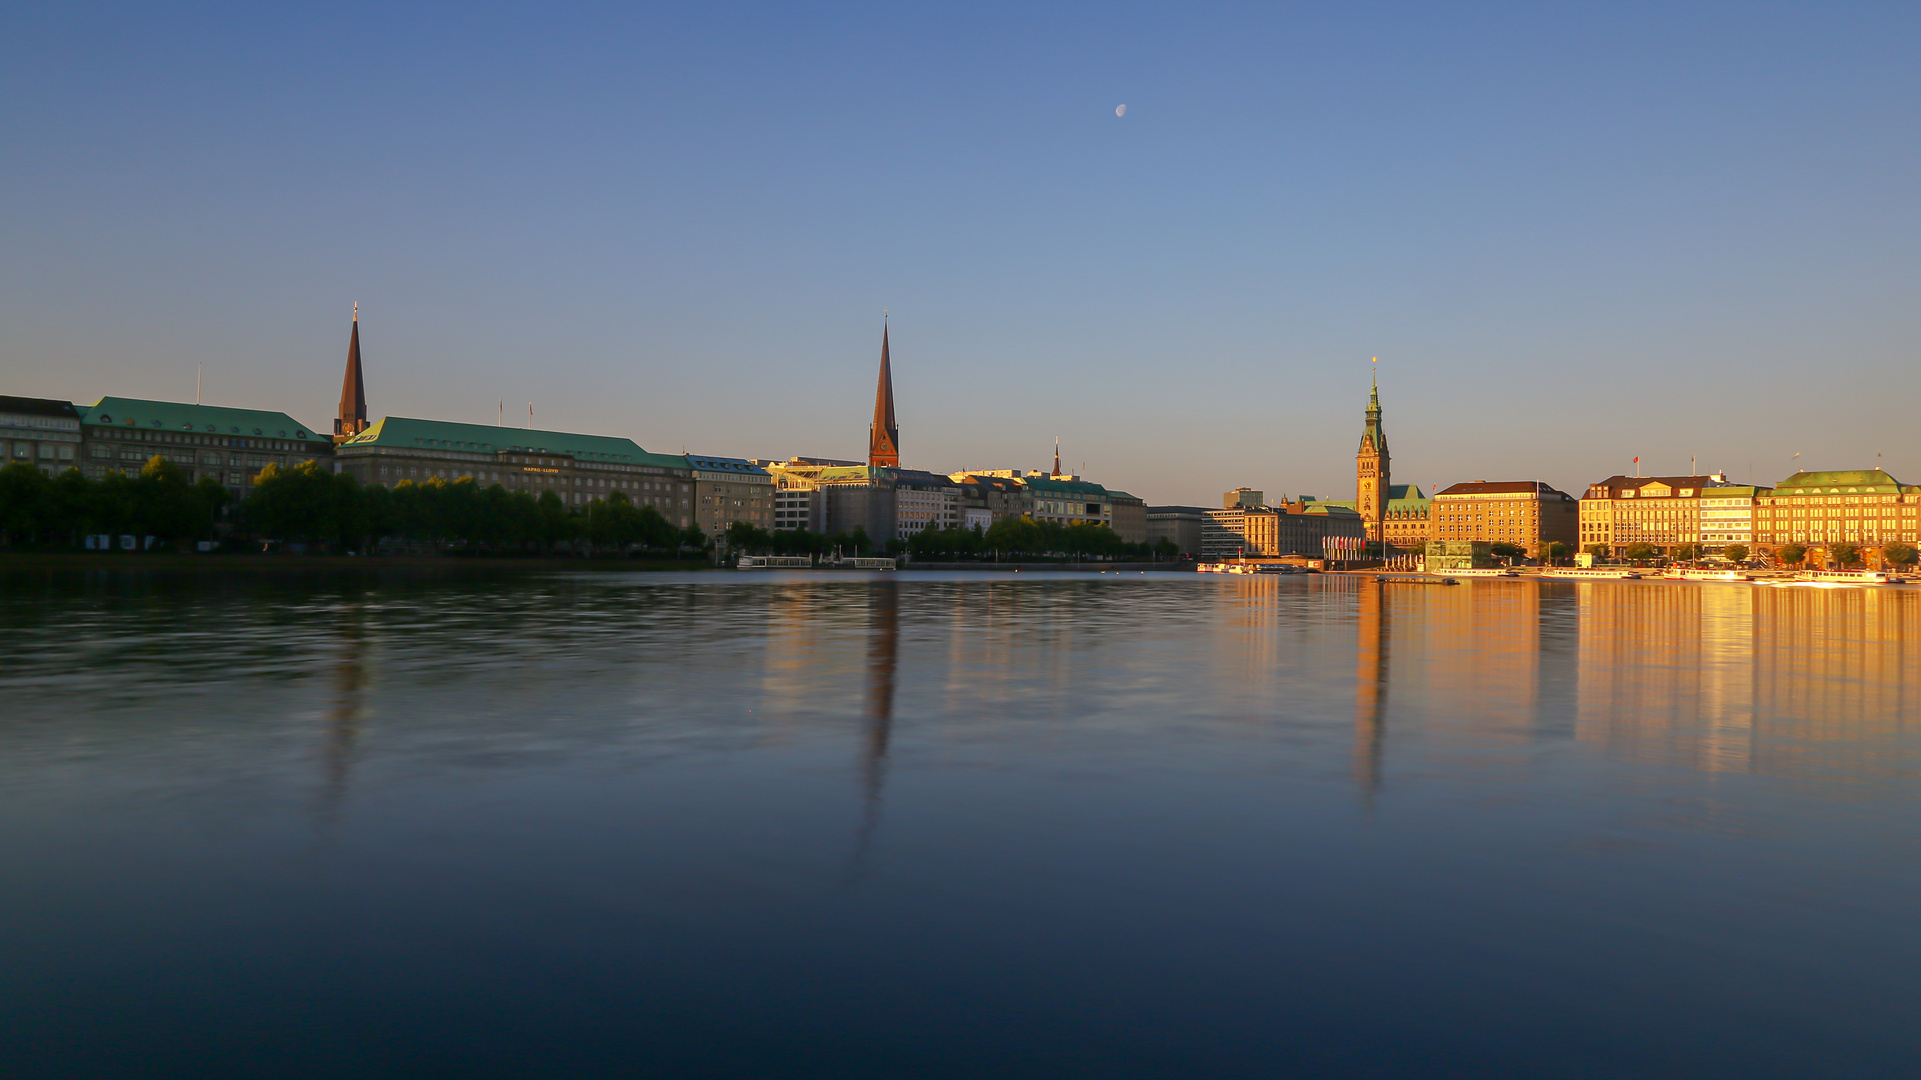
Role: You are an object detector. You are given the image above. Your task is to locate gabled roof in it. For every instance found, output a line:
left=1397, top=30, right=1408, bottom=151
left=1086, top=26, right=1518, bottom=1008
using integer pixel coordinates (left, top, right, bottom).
left=82, top=397, right=325, bottom=443
left=338, top=415, right=666, bottom=465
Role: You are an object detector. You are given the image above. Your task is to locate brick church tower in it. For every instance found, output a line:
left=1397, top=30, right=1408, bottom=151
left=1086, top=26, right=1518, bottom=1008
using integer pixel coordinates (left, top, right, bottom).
left=1356, top=372, right=1389, bottom=543
left=334, top=303, right=369, bottom=441
left=868, top=322, right=899, bottom=468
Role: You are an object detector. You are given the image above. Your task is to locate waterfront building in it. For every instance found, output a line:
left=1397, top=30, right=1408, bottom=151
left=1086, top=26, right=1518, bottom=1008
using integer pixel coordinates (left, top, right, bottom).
left=952, top=473, right=1033, bottom=527
left=334, top=417, right=693, bottom=524
left=763, top=460, right=896, bottom=542
left=1201, top=506, right=1249, bottom=559
left=1224, top=487, right=1264, bottom=510
left=1751, top=469, right=1921, bottom=565
left=1, top=396, right=82, bottom=475
left=868, top=324, right=899, bottom=469
left=894, top=469, right=961, bottom=539
left=688, top=455, right=774, bottom=539
left=1700, top=486, right=1769, bottom=550
left=1312, top=484, right=1431, bottom=550
left=1426, top=540, right=1495, bottom=571
left=335, top=306, right=370, bottom=441
left=1025, top=476, right=1114, bottom=528
left=1147, top=506, right=1207, bottom=556
left=763, top=464, right=825, bottom=533
left=1108, top=491, right=1147, bottom=544
left=1578, top=474, right=1730, bottom=556
left=1355, top=375, right=1390, bottom=543
left=1432, top=480, right=1579, bottom=558
left=80, top=397, right=332, bottom=498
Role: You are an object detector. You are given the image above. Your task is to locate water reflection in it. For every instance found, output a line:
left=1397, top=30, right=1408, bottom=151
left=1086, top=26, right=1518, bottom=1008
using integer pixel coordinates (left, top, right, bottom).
left=851, top=579, right=898, bottom=875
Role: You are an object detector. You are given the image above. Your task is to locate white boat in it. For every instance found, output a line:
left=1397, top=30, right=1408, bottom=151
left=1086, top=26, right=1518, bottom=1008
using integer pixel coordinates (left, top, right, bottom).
left=1197, top=561, right=1303, bottom=574
left=1444, top=567, right=1520, bottom=577
left=1675, top=568, right=1753, bottom=581
left=1796, top=569, right=1890, bottom=584
left=1542, top=567, right=1642, bottom=579
left=737, top=555, right=813, bottom=569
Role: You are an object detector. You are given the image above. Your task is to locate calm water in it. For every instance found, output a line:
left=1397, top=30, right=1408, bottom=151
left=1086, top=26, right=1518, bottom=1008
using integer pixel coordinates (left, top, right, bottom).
left=2, top=570, right=1917, bottom=1078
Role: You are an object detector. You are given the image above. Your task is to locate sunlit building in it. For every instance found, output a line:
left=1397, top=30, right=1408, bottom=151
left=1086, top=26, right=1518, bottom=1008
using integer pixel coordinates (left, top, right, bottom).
left=1578, top=474, right=1732, bottom=556
left=1751, top=469, right=1921, bottom=566
left=1433, top=480, right=1578, bottom=559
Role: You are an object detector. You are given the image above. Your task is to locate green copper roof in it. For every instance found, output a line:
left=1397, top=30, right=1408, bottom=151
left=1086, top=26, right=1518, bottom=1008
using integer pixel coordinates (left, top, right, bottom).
left=1773, top=469, right=1904, bottom=493
left=1023, top=477, right=1110, bottom=497
left=339, top=416, right=659, bottom=464
left=81, top=397, right=325, bottom=442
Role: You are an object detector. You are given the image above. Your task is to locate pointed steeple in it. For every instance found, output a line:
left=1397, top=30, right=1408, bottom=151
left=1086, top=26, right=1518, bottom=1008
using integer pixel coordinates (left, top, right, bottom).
left=1053, top=437, right=1061, bottom=478
left=868, top=321, right=899, bottom=467
left=334, top=304, right=369, bottom=440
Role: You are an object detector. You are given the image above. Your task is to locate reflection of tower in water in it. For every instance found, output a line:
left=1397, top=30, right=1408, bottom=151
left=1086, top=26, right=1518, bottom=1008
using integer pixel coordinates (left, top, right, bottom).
left=1354, top=579, right=1389, bottom=794
left=320, top=607, right=371, bottom=818
left=849, top=580, right=899, bottom=876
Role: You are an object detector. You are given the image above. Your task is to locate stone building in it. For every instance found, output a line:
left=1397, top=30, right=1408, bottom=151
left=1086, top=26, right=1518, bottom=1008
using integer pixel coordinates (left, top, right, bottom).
left=1751, top=469, right=1921, bottom=566
left=1107, top=491, right=1147, bottom=544
left=1578, top=475, right=1730, bottom=557
left=894, top=468, right=960, bottom=539
left=1432, top=480, right=1579, bottom=558
left=334, top=417, right=693, bottom=526
left=1147, top=506, right=1207, bottom=556
left=79, top=397, right=332, bottom=499
left=1, top=396, right=82, bottom=475
left=689, top=455, right=774, bottom=539
left=1024, top=476, right=1114, bottom=528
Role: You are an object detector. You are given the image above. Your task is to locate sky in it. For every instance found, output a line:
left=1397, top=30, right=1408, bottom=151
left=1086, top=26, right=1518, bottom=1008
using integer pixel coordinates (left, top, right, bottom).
left=3, top=2, right=1917, bottom=505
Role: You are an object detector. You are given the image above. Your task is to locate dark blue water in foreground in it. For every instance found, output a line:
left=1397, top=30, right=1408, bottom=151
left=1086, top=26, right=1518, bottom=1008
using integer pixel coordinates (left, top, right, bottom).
left=1, top=569, right=1917, bottom=1078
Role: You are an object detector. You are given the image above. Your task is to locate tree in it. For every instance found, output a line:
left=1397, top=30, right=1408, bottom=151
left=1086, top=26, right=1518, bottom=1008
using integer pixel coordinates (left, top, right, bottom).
left=245, top=461, right=342, bottom=544
left=1543, top=541, right=1569, bottom=564
left=1672, top=542, right=1699, bottom=563
left=1489, top=541, right=1525, bottom=562
left=1721, top=543, right=1749, bottom=564
left=1585, top=543, right=1610, bottom=561
left=1883, top=541, right=1917, bottom=570
left=1778, top=543, right=1807, bottom=567
left=0, top=462, right=54, bottom=546
left=1832, top=542, right=1862, bottom=568
left=1623, top=542, right=1658, bottom=564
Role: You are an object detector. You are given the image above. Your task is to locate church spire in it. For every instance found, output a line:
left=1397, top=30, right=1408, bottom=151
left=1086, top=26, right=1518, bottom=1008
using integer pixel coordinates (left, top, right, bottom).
left=1053, top=437, right=1061, bottom=478
left=334, top=304, right=369, bottom=440
left=868, top=320, right=899, bottom=468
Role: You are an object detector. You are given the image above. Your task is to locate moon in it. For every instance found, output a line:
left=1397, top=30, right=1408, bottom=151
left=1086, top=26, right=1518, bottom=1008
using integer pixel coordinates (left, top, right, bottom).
left=1115, top=104, right=1126, bottom=117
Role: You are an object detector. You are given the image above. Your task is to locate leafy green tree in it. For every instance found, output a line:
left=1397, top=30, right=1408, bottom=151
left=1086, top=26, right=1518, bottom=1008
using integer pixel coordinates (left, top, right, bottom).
left=678, top=523, right=712, bottom=555
left=1585, top=543, right=1610, bottom=561
left=1671, top=542, right=1700, bottom=562
left=246, top=461, right=344, bottom=544
left=1542, top=541, right=1570, bottom=564
left=0, top=462, right=54, bottom=546
left=1778, top=543, right=1807, bottom=567
left=1882, top=541, right=1917, bottom=569
left=1721, top=543, right=1749, bottom=564
left=1623, top=542, right=1658, bottom=564
left=1832, top=543, right=1862, bottom=567
left=1489, top=541, right=1525, bottom=562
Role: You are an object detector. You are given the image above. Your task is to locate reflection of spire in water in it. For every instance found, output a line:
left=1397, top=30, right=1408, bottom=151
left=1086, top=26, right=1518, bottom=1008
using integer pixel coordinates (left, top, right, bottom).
left=320, top=608, right=370, bottom=823
left=849, top=580, right=899, bottom=878
left=1354, top=578, right=1389, bottom=796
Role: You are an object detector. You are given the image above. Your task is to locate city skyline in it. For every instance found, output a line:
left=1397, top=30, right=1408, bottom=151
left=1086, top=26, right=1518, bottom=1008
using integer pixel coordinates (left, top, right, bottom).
left=4, top=5, right=1918, bottom=505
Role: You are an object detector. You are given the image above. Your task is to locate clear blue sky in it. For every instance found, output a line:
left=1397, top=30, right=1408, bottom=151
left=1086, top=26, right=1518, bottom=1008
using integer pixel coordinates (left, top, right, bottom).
left=4, top=3, right=1917, bottom=503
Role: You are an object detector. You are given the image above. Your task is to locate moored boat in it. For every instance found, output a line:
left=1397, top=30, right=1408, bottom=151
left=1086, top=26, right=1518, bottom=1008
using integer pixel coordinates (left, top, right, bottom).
left=1542, top=567, right=1642, bottom=579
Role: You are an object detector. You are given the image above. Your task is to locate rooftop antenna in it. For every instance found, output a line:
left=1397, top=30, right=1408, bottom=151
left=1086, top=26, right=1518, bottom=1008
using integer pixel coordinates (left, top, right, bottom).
left=498, top=400, right=503, bottom=427
left=528, top=402, right=533, bottom=430
left=195, top=363, right=201, bottom=405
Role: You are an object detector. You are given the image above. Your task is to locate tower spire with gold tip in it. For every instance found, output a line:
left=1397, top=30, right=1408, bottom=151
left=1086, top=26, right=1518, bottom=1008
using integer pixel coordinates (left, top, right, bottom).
left=868, top=317, right=899, bottom=468
left=334, top=304, right=369, bottom=440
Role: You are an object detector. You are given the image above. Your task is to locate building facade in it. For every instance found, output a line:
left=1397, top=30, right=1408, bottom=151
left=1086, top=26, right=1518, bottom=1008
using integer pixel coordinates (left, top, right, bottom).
left=80, top=397, right=332, bottom=499
left=1578, top=475, right=1730, bottom=556
left=894, top=469, right=960, bottom=539
left=1024, top=477, right=1114, bottom=528
left=1700, top=486, right=1768, bottom=550
left=1, top=396, right=83, bottom=475
left=1751, top=469, right=1921, bottom=565
left=688, top=455, right=774, bottom=539
left=1108, top=491, right=1147, bottom=544
left=1355, top=375, right=1389, bottom=543
left=1147, top=506, right=1207, bottom=556
left=952, top=473, right=1033, bottom=527
left=334, top=417, right=693, bottom=525
left=765, top=461, right=897, bottom=542
left=1432, top=480, right=1579, bottom=558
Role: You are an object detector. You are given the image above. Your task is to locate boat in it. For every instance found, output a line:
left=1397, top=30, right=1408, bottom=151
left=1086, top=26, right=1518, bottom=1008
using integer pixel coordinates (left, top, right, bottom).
left=1541, top=567, right=1642, bottom=579
left=1795, top=569, right=1890, bottom=584
left=1442, top=567, right=1520, bottom=577
left=1376, top=574, right=1458, bottom=586
left=1673, top=568, right=1753, bottom=581
left=736, top=555, right=813, bottom=569
left=1197, top=561, right=1306, bottom=575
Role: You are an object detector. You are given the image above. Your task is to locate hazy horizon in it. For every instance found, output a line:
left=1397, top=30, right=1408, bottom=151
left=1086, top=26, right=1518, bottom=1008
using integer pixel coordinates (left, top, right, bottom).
left=5, top=3, right=1916, bottom=505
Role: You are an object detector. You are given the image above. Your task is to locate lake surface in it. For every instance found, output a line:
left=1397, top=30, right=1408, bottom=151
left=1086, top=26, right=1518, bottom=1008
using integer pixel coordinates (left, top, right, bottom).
left=2, top=569, right=1917, bottom=1078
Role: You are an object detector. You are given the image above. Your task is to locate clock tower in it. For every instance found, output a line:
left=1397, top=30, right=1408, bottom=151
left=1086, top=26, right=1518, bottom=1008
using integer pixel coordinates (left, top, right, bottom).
left=1356, top=373, right=1389, bottom=544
